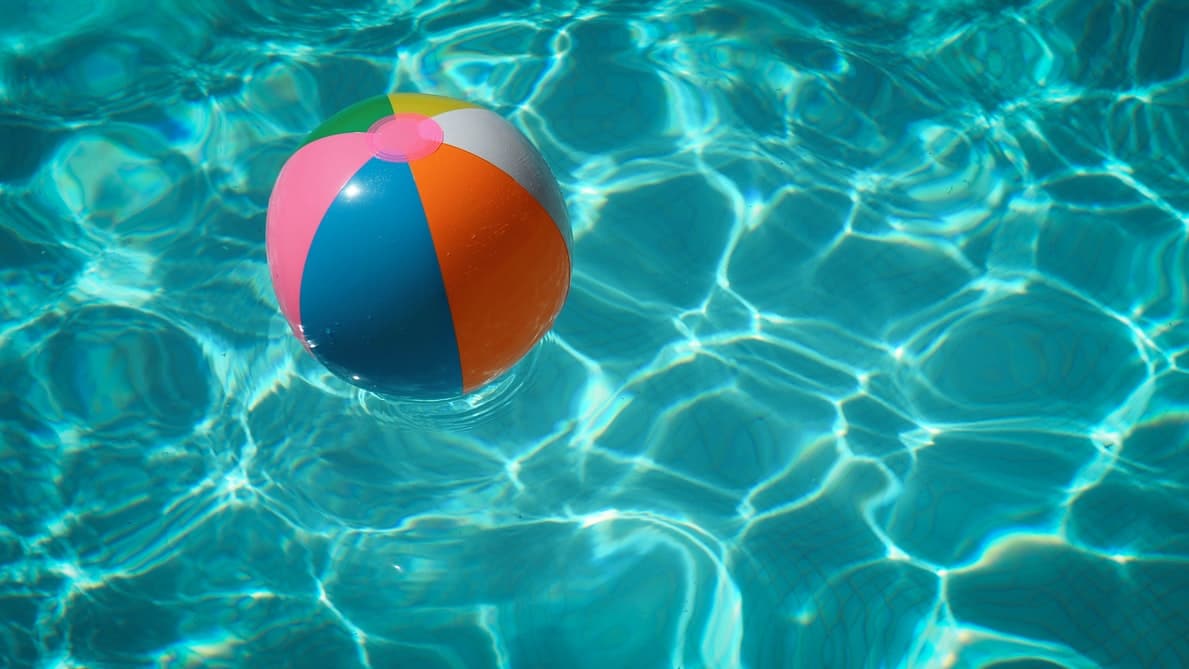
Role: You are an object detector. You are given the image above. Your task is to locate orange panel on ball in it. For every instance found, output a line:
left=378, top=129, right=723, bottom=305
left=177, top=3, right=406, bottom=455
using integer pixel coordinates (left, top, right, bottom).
left=411, top=145, right=571, bottom=392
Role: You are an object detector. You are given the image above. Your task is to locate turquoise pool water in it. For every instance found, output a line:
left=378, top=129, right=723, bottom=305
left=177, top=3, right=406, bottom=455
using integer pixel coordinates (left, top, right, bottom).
left=2, top=0, right=1188, bottom=667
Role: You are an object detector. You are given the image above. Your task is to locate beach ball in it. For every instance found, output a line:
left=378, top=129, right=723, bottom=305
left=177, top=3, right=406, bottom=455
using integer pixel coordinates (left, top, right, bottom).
left=265, top=92, right=572, bottom=398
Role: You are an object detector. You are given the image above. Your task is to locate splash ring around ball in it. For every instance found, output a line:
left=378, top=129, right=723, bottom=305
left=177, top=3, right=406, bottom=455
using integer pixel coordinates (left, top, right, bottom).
left=358, top=336, right=543, bottom=430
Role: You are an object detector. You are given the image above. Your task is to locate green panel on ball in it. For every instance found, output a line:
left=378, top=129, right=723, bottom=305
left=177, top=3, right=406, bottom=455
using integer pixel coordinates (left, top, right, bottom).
left=301, top=95, right=394, bottom=147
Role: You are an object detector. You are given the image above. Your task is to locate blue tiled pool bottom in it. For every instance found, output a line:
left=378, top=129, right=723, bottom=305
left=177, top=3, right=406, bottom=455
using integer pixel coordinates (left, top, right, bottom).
left=2, top=0, right=1188, bottom=667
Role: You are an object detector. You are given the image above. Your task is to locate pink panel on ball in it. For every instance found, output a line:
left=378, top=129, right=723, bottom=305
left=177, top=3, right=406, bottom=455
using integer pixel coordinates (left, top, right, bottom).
left=265, top=133, right=375, bottom=346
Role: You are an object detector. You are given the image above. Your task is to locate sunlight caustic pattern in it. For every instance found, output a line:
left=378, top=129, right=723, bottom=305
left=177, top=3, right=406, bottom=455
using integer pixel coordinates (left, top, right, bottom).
left=1, top=0, right=1187, bottom=667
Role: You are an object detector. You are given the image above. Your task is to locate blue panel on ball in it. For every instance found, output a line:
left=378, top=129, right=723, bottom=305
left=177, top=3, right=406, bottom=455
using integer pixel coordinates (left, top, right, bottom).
left=299, top=158, right=462, bottom=396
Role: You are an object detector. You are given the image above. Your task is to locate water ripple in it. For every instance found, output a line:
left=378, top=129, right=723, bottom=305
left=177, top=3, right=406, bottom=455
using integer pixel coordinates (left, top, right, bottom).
left=1, top=0, right=1187, bottom=667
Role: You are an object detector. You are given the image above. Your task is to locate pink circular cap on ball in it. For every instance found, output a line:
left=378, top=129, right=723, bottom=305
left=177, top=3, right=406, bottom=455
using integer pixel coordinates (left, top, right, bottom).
left=368, top=114, right=444, bottom=162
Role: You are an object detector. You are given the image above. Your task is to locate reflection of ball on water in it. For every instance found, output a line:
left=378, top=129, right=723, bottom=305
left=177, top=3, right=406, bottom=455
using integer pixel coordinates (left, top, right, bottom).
left=265, top=93, right=572, bottom=398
